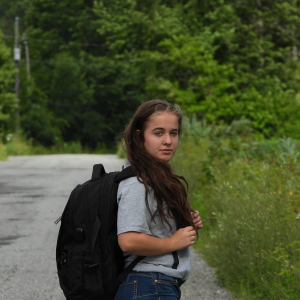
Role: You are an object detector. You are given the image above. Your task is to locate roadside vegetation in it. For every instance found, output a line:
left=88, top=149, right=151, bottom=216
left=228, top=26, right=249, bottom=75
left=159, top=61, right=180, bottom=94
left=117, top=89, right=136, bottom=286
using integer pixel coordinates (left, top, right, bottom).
left=171, top=119, right=300, bottom=300
left=0, top=134, right=114, bottom=161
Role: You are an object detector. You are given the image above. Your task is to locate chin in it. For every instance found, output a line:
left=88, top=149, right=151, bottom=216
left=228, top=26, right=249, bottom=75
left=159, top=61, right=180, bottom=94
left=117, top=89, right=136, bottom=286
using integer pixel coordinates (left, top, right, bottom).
left=160, top=156, right=173, bottom=162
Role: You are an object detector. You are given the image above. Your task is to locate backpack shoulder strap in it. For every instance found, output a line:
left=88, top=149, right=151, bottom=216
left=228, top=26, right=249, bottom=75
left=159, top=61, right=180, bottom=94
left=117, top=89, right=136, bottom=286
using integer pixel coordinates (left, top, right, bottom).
left=116, top=255, right=146, bottom=286
left=114, top=166, right=136, bottom=183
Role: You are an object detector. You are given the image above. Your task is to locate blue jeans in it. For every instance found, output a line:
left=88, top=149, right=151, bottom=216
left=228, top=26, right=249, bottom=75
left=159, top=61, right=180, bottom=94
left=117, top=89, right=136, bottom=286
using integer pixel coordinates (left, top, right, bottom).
left=114, top=271, right=182, bottom=300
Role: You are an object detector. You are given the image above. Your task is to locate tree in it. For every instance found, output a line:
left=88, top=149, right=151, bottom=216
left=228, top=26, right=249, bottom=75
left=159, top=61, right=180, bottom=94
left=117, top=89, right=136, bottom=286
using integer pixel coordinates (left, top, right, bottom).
left=109, top=0, right=300, bottom=137
left=0, top=30, right=17, bottom=135
left=24, top=0, right=144, bottom=147
left=22, top=0, right=300, bottom=144
left=0, top=0, right=31, bottom=36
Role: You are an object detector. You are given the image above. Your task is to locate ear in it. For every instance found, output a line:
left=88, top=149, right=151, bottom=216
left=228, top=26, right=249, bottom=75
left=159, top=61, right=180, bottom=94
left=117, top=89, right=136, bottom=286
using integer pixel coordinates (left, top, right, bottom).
left=136, top=130, right=140, bottom=135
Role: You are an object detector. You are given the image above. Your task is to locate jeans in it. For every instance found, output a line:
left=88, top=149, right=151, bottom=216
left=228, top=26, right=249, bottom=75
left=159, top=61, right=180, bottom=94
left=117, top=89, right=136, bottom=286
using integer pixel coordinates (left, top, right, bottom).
left=114, top=271, right=182, bottom=300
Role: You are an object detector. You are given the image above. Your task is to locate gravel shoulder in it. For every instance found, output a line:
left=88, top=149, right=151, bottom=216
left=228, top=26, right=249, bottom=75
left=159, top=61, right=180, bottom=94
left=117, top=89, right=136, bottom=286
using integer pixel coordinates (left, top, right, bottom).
left=181, top=248, right=231, bottom=300
left=0, top=154, right=231, bottom=300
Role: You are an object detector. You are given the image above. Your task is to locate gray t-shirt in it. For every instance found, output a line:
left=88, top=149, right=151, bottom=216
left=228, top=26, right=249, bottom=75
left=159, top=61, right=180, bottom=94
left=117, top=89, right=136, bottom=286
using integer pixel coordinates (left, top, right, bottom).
left=117, top=160, right=191, bottom=280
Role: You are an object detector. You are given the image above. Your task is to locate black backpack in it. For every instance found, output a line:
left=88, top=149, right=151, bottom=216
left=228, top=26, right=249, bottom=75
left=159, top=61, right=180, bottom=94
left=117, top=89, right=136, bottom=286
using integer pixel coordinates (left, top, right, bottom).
left=55, top=164, right=145, bottom=300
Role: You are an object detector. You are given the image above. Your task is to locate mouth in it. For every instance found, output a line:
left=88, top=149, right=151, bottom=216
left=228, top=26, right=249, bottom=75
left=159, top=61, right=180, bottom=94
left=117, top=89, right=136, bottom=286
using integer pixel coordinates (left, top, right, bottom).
left=160, top=149, right=172, bottom=153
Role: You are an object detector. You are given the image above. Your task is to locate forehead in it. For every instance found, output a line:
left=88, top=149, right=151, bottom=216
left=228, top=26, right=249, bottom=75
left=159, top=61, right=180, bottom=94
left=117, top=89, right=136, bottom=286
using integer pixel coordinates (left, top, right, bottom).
left=146, top=111, right=179, bottom=129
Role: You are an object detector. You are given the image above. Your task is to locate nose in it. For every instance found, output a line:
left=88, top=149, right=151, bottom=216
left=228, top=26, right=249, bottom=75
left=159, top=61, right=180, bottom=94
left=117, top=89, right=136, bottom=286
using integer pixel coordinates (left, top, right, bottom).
left=163, top=134, right=172, bottom=145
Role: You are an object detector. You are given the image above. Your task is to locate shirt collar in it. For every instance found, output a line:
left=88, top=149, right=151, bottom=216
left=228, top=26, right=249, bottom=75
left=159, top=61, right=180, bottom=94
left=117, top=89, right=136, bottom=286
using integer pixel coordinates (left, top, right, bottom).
left=122, top=160, right=131, bottom=170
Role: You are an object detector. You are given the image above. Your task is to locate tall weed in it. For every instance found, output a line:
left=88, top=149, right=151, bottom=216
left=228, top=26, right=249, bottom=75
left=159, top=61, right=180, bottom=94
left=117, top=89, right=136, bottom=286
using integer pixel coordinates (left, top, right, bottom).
left=197, top=160, right=300, bottom=299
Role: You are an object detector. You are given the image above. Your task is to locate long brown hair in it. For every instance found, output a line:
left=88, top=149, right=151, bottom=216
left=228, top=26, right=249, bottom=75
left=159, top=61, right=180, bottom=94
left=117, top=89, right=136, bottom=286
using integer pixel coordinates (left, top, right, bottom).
left=123, top=99, right=197, bottom=233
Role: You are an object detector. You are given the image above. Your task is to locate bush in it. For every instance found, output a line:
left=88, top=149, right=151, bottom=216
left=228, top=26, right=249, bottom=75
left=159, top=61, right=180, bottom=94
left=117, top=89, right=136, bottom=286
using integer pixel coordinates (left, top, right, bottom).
left=4, top=135, right=33, bottom=156
left=197, top=160, right=300, bottom=299
left=0, top=134, right=116, bottom=159
left=171, top=118, right=300, bottom=299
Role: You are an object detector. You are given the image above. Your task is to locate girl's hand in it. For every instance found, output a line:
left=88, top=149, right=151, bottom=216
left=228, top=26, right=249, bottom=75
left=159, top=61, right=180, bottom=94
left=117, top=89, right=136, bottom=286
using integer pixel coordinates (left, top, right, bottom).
left=170, top=226, right=196, bottom=250
left=191, top=210, right=203, bottom=230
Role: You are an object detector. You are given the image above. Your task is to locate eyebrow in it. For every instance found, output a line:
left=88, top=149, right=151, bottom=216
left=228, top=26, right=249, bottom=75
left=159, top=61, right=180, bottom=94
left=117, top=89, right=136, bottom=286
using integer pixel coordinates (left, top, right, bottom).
left=152, top=127, right=178, bottom=131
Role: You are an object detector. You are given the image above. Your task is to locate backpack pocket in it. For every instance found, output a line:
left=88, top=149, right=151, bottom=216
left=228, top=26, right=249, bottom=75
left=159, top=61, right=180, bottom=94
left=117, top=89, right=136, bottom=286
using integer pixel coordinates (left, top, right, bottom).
left=101, top=252, right=120, bottom=297
left=58, top=250, right=104, bottom=299
left=83, top=252, right=104, bottom=297
left=57, top=251, right=70, bottom=295
left=57, top=252, right=84, bottom=298
left=57, top=263, right=69, bottom=294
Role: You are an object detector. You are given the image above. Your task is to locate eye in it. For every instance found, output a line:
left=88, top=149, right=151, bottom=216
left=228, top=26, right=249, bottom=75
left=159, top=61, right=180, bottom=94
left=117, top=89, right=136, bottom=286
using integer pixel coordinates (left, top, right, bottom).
left=170, top=132, right=178, bottom=136
left=155, top=132, right=162, bottom=136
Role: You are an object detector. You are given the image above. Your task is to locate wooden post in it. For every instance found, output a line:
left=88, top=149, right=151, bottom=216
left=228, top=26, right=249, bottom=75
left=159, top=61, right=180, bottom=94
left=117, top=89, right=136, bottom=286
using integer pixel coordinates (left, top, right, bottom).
left=14, top=17, right=20, bottom=133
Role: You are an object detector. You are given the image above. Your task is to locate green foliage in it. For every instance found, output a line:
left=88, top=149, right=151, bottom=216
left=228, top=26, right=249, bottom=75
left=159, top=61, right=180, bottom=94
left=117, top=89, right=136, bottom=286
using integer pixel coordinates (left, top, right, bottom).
left=0, top=0, right=31, bottom=35
left=0, top=30, right=17, bottom=132
left=171, top=119, right=300, bottom=299
left=280, top=137, right=299, bottom=163
left=92, top=0, right=300, bottom=139
left=0, top=132, right=115, bottom=159
left=3, top=0, right=300, bottom=148
left=23, top=0, right=145, bottom=147
left=198, top=160, right=300, bottom=299
left=94, top=0, right=187, bottom=55
left=144, top=35, right=236, bottom=120
left=4, top=134, right=34, bottom=155
left=0, top=142, right=7, bottom=160
left=26, top=0, right=99, bottom=57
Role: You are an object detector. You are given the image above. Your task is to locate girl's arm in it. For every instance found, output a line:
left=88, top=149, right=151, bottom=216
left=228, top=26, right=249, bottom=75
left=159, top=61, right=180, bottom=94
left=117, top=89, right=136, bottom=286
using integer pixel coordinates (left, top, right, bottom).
left=118, top=226, right=196, bottom=256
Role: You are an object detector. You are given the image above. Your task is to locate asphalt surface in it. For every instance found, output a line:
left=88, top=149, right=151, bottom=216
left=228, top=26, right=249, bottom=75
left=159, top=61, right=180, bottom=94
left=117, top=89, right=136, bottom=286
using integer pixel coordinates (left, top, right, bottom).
left=0, top=154, right=231, bottom=300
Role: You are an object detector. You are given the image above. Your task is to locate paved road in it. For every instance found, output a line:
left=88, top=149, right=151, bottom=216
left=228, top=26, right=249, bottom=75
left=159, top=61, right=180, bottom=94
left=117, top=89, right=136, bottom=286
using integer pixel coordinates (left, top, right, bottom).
left=0, top=155, right=231, bottom=300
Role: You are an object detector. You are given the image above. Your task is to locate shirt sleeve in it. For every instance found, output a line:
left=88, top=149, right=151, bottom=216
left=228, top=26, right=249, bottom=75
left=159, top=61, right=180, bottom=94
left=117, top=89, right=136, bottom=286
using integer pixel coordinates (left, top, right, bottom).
left=117, top=181, right=155, bottom=236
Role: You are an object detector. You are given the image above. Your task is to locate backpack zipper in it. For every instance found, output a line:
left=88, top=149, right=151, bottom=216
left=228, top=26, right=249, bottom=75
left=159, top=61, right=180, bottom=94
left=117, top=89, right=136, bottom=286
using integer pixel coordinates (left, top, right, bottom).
left=58, top=251, right=67, bottom=265
left=54, top=215, right=62, bottom=224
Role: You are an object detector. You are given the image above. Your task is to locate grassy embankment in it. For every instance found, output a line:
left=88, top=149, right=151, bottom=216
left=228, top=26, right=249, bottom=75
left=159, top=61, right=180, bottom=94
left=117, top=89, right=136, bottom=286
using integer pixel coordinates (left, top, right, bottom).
left=0, top=134, right=114, bottom=161
left=171, top=119, right=300, bottom=300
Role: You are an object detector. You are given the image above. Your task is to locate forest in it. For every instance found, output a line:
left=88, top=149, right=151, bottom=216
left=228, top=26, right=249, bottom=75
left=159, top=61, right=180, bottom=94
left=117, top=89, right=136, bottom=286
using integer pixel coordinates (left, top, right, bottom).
left=1, top=0, right=300, bottom=149
left=1, top=1, right=300, bottom=299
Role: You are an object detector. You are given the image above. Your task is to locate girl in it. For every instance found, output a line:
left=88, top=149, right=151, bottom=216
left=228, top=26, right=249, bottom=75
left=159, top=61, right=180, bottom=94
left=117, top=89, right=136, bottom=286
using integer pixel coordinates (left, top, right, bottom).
left=115, top=100, right=203, bottom=300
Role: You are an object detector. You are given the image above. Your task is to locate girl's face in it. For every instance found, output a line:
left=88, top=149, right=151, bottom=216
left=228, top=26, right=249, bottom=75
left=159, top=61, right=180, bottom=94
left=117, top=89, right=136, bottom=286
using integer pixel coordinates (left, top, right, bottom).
left=142, top=111, right=179, bottom=162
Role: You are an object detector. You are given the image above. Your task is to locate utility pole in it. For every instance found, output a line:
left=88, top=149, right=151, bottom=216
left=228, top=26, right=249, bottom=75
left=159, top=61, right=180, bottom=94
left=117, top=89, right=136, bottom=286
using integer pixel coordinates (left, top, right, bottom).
left=22, top=33, right=31, bottom=90
left=24, top=41, right=30, bottom=81
left=14, top=17, right=21, bottom=134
